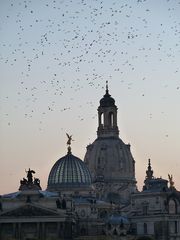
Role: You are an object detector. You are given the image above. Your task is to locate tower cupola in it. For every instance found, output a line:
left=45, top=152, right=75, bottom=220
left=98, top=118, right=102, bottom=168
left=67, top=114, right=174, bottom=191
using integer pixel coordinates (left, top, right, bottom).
left=97, top=82, right=119, bottom=138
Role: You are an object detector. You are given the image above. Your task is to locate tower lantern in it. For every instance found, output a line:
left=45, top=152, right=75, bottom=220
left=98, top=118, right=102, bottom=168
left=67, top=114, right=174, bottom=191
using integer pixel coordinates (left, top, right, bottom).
left=97, top=82, right=119, bottom=138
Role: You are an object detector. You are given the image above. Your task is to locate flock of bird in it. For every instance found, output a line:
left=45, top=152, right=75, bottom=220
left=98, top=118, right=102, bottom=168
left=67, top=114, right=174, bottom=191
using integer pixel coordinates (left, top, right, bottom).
left=1, top=0, right=180, bottom=132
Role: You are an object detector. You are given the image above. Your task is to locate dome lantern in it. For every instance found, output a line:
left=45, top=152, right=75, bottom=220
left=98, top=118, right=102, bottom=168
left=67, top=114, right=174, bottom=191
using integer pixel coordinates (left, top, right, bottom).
left=97, top=81, right=119, bottom=138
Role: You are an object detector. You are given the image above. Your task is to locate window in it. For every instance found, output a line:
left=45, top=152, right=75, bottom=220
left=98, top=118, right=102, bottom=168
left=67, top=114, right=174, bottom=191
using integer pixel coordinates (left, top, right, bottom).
left=144, top=223, right=147, bottom=234
left=156, top=197, right=159, bottom=204
left=143, top=205, right=148, bottom=215
left=169, top=221, right=178, bottom=234
left=169, top=199, right=177, bottom=214
left=175, top=221, right=178, bottom=234
left=131, top=199, right=135, bottom=206
left=100, top=113, right=104, bottom=126
left=109, top=112, right=114, bottom=127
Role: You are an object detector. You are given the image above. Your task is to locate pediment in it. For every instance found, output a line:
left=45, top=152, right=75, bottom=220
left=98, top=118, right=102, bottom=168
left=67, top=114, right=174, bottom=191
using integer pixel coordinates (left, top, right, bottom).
left=0, top=204, right=61, bottom=217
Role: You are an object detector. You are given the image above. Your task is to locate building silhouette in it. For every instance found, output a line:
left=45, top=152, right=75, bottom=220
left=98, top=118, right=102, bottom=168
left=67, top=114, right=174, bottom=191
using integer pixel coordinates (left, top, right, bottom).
left=0, top=86, right=179, bottom=240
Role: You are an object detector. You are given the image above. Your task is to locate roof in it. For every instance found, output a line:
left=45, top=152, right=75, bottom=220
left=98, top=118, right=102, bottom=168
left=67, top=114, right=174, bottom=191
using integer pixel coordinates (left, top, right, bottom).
left=99, top=89, right=115, bottom=108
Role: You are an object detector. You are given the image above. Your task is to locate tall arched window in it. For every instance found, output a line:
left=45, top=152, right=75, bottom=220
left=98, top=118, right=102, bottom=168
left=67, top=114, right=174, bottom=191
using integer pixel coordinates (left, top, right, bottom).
left=100, top=113, right=104, bottom=127
left=109, top=112, right=114, bottom=127
left=169, top=199, right=177, bottom=214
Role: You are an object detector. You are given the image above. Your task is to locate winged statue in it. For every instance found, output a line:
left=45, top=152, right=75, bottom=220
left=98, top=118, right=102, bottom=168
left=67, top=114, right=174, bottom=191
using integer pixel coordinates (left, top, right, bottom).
left=66, top=133, right=74, bottom=146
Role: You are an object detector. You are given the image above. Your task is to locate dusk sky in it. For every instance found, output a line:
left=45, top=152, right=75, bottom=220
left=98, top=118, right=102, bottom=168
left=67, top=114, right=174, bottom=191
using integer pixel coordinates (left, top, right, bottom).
left=0, top=0, right=180, bottom=194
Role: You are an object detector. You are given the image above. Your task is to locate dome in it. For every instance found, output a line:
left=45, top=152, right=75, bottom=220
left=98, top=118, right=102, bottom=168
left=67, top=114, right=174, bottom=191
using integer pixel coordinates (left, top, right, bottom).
left=47, top=151, right=92, bottom=191
left=84, top=137, right=136, bottom=183
left=99, top=90, right=115, bottom=107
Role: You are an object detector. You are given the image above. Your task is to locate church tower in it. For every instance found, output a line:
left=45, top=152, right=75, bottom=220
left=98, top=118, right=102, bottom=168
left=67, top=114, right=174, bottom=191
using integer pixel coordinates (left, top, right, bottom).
left=84, top=83, right=137, bottom=205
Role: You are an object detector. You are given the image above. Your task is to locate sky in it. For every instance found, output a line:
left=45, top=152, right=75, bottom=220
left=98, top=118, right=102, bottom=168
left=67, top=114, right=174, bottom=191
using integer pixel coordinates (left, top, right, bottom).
left=0, top=0, right=180, bottom=194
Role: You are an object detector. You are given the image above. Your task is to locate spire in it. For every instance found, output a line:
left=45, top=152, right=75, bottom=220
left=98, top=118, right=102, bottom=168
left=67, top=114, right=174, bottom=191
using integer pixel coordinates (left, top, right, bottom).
left=146, top=159, right=154, bottom=180
left=106, top=80, right=109, bottom=95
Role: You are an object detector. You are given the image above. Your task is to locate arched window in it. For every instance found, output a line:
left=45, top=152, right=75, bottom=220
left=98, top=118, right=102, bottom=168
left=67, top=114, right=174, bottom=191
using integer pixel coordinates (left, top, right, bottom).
left=100, top=113, right=104, bottom=127
left=169, top=199, right=177, bottom=214
left=109, top=112, right=114, bottom=127
left=143, top=223, right=147, bottom=234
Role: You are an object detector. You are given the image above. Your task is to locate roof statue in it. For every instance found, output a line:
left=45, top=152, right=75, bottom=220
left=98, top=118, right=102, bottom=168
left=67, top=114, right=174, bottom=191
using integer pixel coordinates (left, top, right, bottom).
left=19, top=168, right=41, bottom=191
left=66, top=133, right=74, bottom=153
left=26, top=168, right=35, bottom=184
left=66, top=133, right=73, bottom=146
left=168, top=174, right=175, bottom=189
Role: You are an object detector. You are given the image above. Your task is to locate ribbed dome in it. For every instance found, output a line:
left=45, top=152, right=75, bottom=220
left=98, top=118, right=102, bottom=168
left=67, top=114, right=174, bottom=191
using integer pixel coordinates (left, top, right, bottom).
left=100, top=90, right=115, bottom=107
left=47, top=152, right=92, bottom=191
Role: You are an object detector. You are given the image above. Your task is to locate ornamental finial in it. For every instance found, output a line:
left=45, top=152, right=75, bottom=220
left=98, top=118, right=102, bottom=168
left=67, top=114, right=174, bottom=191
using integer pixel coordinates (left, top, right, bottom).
left=66, top=133, right=74, bottom=154
left=146, top=158, right=153, bottom=180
